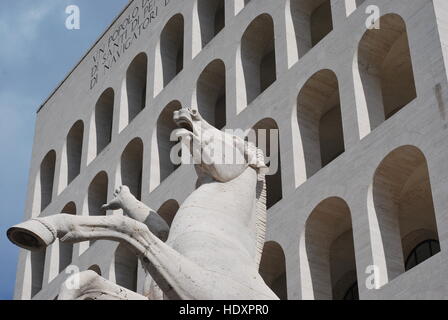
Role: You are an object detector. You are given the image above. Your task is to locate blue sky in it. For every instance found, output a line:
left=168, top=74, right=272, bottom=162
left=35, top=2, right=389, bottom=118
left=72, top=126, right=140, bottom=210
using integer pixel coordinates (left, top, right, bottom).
left=0, top=0, right=129, bottom=300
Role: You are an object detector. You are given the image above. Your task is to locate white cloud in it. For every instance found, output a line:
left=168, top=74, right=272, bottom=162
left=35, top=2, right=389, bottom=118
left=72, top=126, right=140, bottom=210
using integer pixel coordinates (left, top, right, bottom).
left=0, top=0, right=66, bottom=62
left=18, top=2, right=54, bottom=38
left=0, top=90, right=35, bottom=144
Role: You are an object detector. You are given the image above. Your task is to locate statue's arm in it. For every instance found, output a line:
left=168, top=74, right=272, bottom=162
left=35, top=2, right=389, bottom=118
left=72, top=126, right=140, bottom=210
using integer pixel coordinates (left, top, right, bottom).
left=102, top=186, right=169, bottom=241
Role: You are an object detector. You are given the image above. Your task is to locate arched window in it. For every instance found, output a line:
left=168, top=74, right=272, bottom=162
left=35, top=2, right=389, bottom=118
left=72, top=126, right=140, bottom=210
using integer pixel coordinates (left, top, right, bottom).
left=405, top=240, right=440, bottom=271
left=300, top=197, right=358, bottom=300
left=121, top=138, right=143, bottom=200
left=40, top=150, right=56, bottom=212
left=289, top=0, right=333, bottom=58
left=158, top=199, right=180, bottom=227
left=240, top=14, right=276, bottom=107
left=88, top=171, right=108, bottom=217
left=126, top=53, right=147, bottom=124
left=251, top=118, right=282, bottom=209
left=88, top=171, right=108, bottom=245
left=155, top=14, right=184, bottom=95
left=357, top=14, right=416, bottom=132
left=343, top=281, right=359, bottom=300
left=259, top=241, right=287, bottom=300
left=114, top=244, right=138, bottom=291
left=297, top=69, right=344, bottom=178
left=371, top=146, right=439, bottom=284
left=31, top=249, right=46, bottom=297
left=150, top=101, right=182, bottom=191
left=88, top=264, right=102, bottom=275
left=61, top=201, right=76, bottom=214
left=195, top=59, right=226, bottom=129
left=197, top=0, right=225, bottom=48
left=59, top=202, right=76, bottom=272
left=66, top=120, right=84, bottom=185
left=95, top=88, right=114, bottom=155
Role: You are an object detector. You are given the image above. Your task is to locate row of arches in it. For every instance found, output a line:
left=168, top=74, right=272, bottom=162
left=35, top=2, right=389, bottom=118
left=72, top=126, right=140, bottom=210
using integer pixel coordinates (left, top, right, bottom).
left=34, top=53, right=228, bottom=213
left=259, top=145, right=440, bottom=300
left=39, top=11, right=416, bottom=212
left=150, top=0, right=366, bottom=111
left=34, top=8, right=416, bottom=210
left=31, top=144, right=440, bottom=299
left=29, top=6, right=419, bottom=298
left=296, top=13, right=416, bottom=178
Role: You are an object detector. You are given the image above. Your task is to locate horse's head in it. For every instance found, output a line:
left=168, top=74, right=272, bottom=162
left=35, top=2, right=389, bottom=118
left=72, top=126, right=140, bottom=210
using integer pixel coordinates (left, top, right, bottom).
left=173, top=108, right=268, bottom=182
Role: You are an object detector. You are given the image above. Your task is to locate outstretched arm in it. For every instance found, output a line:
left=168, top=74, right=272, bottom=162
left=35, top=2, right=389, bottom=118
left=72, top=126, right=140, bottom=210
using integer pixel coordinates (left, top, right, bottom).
left=102, top=186, right=169, bottom=241
left=9, top=214, right=222, bottom=300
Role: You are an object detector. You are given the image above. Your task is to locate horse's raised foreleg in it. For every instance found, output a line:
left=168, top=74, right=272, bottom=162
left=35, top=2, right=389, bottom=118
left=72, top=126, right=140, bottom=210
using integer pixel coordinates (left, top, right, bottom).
left=58, top=270, right=148, bottom=300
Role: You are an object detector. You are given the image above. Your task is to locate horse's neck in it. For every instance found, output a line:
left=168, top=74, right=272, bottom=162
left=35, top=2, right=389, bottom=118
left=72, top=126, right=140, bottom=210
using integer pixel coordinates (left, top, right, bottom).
left=192, top=167, right=256, bottom=227
left=193, top=167, right=266, bottom=265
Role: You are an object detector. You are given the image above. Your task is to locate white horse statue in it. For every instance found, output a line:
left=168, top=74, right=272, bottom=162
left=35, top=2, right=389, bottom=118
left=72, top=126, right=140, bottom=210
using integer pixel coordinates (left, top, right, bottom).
left=8, top=108, right=278, bottom=300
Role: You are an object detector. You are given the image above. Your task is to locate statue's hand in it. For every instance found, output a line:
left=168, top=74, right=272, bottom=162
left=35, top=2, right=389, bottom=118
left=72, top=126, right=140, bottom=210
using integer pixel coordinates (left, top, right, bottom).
left=101, top=186, right=134, bottom=211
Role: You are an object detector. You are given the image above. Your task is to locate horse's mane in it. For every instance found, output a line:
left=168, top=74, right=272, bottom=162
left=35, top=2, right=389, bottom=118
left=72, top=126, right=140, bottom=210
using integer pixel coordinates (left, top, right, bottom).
left=253, top=148, right=267, bottom=268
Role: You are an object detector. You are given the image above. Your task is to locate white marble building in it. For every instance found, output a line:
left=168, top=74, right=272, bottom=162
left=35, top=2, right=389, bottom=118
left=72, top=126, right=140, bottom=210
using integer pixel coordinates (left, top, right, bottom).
left=12, top=0, right=448, bottom=299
